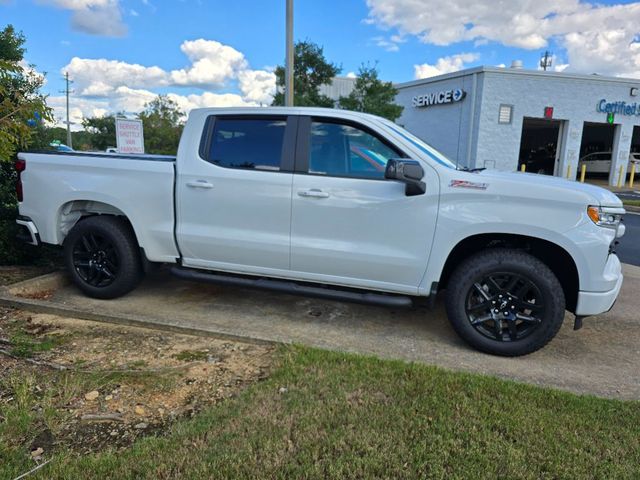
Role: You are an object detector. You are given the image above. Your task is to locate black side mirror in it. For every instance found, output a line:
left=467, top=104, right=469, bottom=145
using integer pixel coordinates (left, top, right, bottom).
left=385, top=159, right=426, bottom=196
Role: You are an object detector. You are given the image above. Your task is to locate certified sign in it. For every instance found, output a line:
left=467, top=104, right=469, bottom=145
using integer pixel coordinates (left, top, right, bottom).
left=412, top=88, right=466, bottom=108
left=115, top=118, right=145, bottom=154
left=597, top=99, right=640, bottom=117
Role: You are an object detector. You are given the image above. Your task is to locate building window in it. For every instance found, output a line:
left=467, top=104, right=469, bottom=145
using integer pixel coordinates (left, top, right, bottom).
left=498, top=104, right=513, bottom=124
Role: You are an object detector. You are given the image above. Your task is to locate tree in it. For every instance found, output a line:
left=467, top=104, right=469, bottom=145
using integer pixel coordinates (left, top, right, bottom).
left=272, top=41, right=340, bottom=107
left=82, top=115, right=117, bottom=151
left=138, top=95, right=184, bottom=155
left=338, top=64, right=403, bottom=121
left=0, top=25, right=52, bottom=264
left=0, top=25, right=50, bottom=161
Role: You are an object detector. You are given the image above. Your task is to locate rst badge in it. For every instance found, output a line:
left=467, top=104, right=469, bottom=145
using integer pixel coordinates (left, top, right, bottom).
left=449, top=179, right=489, bottom=190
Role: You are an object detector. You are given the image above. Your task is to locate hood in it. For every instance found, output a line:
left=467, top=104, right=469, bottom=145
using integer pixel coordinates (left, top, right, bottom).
left=472, top=170, right=623, bottom=207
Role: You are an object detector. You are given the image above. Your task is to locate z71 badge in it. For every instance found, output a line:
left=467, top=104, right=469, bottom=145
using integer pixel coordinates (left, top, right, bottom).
left=449, top=180, right=489, bottom=190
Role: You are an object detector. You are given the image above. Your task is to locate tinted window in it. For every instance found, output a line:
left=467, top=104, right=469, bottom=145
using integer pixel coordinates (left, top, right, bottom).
left=207, top=118, right=286, bottom=171
left=308, top=121, right=400, bottom=179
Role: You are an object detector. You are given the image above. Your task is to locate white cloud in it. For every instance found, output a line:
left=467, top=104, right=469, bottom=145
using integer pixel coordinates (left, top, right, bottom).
left=39, top=0, right=126, bottom=37
left=167, top=91, right=255, bottom=113
left=414, top=53, right=480, bottom=79
left=48, top=88, right=259, bottom=130
left=346, top=71, right=357, bottom=78
left=64, top=57, right=169, bottom=95
left=52, top=38, right=275, bottom=128
left=372, top=36, right=400, bottom=52
left=19, top=60, right=47, bottom=86
left=169, top=39, right=247, bottom=87
left=237, top=69, right=276, bottom=105
left=366, top=0, right=640, bottom=78
left=562, top=28, right=640, bottom=77
left=47, top=95, right=110, bottom=131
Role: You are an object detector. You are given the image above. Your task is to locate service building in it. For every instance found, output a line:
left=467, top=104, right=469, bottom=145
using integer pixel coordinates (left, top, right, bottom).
left=395, top=66, right=640, bottom=185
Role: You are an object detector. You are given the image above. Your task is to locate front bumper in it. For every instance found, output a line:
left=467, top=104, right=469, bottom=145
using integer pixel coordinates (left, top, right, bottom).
left=575, top=254, right=623, bottom=316
left=15, top=216, right=40, bottom=246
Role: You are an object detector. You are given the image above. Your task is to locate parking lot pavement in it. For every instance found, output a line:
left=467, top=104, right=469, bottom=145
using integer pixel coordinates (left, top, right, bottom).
left=617, top=212, right=640, bottom=266
left=616, top=190, right=640, bottom=201
left=2, top=264, right=640, bottom=400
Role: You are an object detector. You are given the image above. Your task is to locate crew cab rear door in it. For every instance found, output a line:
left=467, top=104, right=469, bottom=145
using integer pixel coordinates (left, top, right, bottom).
left=289, top=116, right=438, bottom=294
left=176, top=115, right=296, bottom=272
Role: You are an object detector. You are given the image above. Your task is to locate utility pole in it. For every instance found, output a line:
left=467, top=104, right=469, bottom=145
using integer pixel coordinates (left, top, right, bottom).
left=285, top=0, right=294, bottom=106
left=539, top=50, right=553, bottom=71
left=60, top=72, right=74, bottom=148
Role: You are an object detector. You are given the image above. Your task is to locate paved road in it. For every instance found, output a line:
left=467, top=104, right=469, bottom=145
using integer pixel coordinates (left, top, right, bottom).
left=617, top=190, right=640, bottom=201
left=3, top=265, right=640, bottom=400
left=618, top=212, right=640, bottom=266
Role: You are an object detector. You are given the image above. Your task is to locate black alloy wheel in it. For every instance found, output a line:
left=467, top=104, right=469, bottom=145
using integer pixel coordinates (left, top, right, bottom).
left=445, top=249, right=565, bottom=356
left=64, top=215, right=144, bottom=299
left=465, top=272, right=545, bottom=342
left=72, top=232, right=119, bottom=288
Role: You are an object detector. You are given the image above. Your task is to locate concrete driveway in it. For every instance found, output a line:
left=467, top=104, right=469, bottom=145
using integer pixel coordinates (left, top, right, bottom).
left=2, top=264, right=639, bottom=400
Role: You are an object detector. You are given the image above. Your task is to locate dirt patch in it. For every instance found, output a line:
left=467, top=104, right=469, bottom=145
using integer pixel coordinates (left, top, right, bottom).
left=0, top=266, right=55, bottom=287
left=16, top=288, right=55, bottom=300
left=0, top=308, right=275, bottom=455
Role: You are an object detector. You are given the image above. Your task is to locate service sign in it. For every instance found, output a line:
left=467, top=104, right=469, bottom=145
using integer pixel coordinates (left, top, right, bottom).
left=412, top=88, right=466, bottom=108
left=115, top=118, right=145, bottom=154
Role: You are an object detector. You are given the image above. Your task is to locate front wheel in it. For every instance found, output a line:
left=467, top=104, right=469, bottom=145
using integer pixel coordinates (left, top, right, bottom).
left=445, top=249, right=565, bottom=356
left=64, top=216, right=143, bottom=299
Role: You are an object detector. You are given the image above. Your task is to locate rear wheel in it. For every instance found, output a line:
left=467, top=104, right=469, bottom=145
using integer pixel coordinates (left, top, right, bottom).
left=64, top=216, right=143, bottom=299
left=445, top=249, right=565, bottom=356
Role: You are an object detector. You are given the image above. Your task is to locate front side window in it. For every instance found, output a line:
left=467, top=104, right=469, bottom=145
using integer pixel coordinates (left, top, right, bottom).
left=207, top=118, right=286, bottom=171
left=308, top=121, right=400, bottom=179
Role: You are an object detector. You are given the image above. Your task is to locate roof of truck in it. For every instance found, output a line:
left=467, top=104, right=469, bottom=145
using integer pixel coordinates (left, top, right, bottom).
left=188, top=106, right=386, bottom=122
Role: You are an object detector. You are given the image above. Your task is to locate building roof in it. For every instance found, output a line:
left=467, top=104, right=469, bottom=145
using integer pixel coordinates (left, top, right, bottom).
left=395, top=66, right=640, bottom=90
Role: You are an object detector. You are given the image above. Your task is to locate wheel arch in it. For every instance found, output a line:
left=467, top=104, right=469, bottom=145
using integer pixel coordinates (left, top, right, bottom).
left=438, top=233, right=580, bottom=313
left=57, top=200, right=143, bottom=255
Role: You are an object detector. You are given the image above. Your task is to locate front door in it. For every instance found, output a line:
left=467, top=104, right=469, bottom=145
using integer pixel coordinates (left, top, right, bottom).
left=176, top=115, right=295, bottom=273
left=290, top=117, right=438, bottom=294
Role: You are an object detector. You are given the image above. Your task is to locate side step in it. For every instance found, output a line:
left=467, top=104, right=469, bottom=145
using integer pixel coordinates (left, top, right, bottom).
left=170, top=267, right=413, bottom=308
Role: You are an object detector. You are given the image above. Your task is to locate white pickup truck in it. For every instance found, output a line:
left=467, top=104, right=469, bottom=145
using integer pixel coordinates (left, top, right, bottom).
left=16, top=107, right=625, bottom=356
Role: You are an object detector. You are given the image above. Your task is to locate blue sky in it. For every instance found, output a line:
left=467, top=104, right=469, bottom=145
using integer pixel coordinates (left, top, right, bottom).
left=1, top=0, right=639, bottom=126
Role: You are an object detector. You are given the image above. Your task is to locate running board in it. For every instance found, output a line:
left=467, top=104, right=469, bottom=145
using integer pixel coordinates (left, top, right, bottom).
left=170, top=267, right=413, bottom=308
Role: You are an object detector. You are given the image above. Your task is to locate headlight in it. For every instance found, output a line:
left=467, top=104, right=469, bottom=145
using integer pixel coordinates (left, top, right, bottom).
left=587, top=206, right=623, bottom=229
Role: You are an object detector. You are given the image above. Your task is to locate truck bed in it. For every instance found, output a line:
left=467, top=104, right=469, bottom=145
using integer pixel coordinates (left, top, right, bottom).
left=17, top=150, right=180, bottom=263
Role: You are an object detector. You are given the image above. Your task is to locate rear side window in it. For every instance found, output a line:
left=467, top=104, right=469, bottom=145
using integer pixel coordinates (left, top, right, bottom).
left=308, top=121, right=401, bottom=179
left=205, top=118, right=286, bottom=171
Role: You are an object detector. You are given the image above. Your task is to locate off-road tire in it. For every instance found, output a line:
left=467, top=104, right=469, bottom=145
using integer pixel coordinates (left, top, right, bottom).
left=445, top=249, right=565, bottom=356
left=64, top=216, right=143, bottom=299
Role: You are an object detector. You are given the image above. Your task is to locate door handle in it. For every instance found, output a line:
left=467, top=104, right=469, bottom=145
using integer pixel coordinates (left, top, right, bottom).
left=186, top=180, right=213, bottom=189
left=298, top=189, right=330, bottom=198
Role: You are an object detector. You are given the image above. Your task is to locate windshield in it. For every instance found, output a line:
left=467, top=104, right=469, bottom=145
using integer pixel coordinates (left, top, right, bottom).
left=383, top=121, right=458, bottom=169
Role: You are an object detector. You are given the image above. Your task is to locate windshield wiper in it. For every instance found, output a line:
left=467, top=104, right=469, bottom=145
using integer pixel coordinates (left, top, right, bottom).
left=457, top=166, right=486, bottom=172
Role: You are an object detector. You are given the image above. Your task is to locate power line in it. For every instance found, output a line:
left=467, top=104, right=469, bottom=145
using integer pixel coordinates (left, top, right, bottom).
left=60, top=72, right=74, bottom=148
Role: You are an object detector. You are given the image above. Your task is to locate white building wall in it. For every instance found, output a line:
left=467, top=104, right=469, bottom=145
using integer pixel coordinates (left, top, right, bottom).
left=319, top=77, right=357, bottom=101
left=395, top=73, right=480, bottom=168
left=477, top=71, right=638, bottom=181
left=397, top=67, right=640, bottom=184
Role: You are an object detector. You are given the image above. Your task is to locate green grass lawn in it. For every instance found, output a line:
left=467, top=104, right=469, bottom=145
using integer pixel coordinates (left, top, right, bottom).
left=623, top=199, right=640, bottom=207
left=2, top=345, right=640, bottom=479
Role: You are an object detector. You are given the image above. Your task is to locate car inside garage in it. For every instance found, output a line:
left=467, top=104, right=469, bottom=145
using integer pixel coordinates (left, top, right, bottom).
left=632, top=126, right=640, bottom=155
left=518, top=117, right=562, bottom=175
left=578, top=122, right=616, bottom=180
